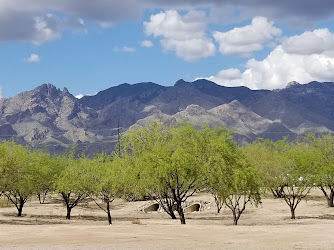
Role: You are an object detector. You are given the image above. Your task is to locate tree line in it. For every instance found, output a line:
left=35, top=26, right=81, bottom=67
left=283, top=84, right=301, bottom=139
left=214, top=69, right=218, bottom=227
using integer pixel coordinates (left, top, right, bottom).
left=0, top=123, right=333, bottom=225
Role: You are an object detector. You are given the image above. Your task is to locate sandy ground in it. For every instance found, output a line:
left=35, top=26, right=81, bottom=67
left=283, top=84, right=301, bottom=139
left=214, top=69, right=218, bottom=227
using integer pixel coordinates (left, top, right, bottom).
left=0, top=191, right=334, bottom=249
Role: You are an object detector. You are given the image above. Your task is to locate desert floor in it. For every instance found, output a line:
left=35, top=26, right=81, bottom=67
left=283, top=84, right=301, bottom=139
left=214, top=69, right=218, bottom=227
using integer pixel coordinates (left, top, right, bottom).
left=0, top=190, right=334, bottom=249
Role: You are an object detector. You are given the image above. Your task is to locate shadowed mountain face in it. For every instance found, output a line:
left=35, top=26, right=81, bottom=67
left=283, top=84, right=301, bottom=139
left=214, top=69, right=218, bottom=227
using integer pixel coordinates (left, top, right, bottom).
left=0, top=80, right=333, bottom=155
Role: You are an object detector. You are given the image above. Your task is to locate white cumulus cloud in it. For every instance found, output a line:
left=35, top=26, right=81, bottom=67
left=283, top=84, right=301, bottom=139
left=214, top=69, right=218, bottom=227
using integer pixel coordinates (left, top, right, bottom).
left=24, top=53, right=40, bottom=62
left=113, top=46, right=136, bottom=52
left=213, top=16, right=282, bottom=57
left=201, top=28, right=334, bottom=90
left=282, top=28, right=334, bottom=55
left=140, top=40, right=154, bottom=48
left=144, top=10, right=215, bottom=61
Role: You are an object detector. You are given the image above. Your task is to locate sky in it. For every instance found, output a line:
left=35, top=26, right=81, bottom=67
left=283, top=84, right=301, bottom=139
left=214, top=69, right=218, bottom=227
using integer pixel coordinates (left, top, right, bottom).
left=1, top=0, right=334, bottom=98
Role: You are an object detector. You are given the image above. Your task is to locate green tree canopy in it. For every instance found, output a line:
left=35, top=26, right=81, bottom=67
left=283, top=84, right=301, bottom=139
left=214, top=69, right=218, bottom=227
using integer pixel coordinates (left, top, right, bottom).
left=54, top=151, right=90, bottom=219
left=0, top=141, right=35, bottom=216
left=204, top=128, right=261, bottom=225
left=81, top=153, right=129, bottom=225
left=305, top=134, right=334, bottom=207
left=121, top=123, right=207, bottom=224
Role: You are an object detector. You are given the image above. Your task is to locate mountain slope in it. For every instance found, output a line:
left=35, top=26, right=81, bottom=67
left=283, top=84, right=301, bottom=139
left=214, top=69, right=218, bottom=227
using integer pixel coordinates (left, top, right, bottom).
left=0, top=80, right=333, bottom=154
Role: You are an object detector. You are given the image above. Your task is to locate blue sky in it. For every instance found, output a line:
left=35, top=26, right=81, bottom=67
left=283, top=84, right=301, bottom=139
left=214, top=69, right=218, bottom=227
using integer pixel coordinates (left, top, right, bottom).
left=1, top=1, right=334, bottom=98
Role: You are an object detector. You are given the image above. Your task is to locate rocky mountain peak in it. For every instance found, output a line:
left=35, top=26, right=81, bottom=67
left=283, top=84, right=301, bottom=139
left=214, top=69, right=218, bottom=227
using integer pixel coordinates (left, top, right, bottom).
left=285, top=81, right=300, bottom=88
left=226, top=100, right=245, bottom=109
left=62, top=87, right=70, bottom=95
left=34, top=83, right=59, bottom=95
left=174, top=79, right=188, bottom=87
left=31, top=83, right=62, bottom=100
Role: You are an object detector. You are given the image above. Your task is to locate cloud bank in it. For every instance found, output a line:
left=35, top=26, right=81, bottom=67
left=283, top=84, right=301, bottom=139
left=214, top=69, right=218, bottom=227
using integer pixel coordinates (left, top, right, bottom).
left=2, top=0, right=334, bottom=44
left=213, top=17, right=281, bottom=57
left=202, top=28, right=334, bottom=89
left=144, top=10, right=215, bottom=61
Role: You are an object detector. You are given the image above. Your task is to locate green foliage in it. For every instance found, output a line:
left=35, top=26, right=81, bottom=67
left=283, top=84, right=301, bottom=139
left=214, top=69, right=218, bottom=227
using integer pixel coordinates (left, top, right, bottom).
left=243, top=138, right=290, bottom=197
left=80, top=153, right=129, bottom=224
left=31, top=150, right=60, bottom=203
left=80, top=153, right=128, bottom=202
left=0, top=141, right=36, bottom=216
left=0, top=125, right=333, bottom=224
left=203, top=129, right=261, bottom=225
left=245, top=137, right=317, bottom=219
left=300, top=134, right=334, bottom=206
left=55, top=154, right=87, bottom=195
left=54, top=152, right=91, bottom=219
left=121, top=123, right=208, bottom=224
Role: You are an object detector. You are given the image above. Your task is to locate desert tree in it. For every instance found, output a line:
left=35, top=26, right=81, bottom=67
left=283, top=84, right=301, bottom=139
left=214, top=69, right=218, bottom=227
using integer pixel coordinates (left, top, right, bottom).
left=278, top=140, right=317, bottom=219
left=0, top=143, right=6, bottom=198
left=198, top=126, right=239, bottom=214
left=224, top=164, right=261, bottom=225
left=205, top=134, right=261, bottom=225
left=243, top=139, right=289, bottom=199
left=54, top=152, right=90, bottom=220
left=307, top=134, right=334, bottom=207
left=83, top=153, right=128, bottom=225
left=0, top=141, right=35, bottom=216
left=121, top=123, right=207, bottom=224
left=31, top=150, right=59, bottom=204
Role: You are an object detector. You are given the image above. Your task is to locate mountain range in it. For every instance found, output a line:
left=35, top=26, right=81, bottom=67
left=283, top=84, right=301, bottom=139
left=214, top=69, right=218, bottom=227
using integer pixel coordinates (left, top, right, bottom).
left=1, top=79, right=333, bottom=155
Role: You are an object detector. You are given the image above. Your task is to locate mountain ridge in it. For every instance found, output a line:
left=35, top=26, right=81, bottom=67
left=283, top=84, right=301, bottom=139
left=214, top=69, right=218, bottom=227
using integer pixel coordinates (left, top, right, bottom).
left=0, top=79, right=333, bottom=154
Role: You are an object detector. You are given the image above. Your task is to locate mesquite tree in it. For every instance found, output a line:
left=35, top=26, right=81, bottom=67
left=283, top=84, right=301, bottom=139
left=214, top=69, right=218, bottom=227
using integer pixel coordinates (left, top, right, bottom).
left=0, top=145, right=5, bottom=198
left=307, top=134, right=334, bottom=207
left=199, top=126, right=240, bottom=214
left=223, top=166, right=261, bottom=225
left=83, top=154, right=127, bottom=225
left=278, top=140, right=316, bottom=219
left=55, top=154, right=90, bottom=220
left=244, top=139, right=289, bottom=198
left=31, top=151, right=59, bottom=204
left=0, top=141, right=35, bottom=216
left=204, top=131, right=261, bottom=225
left=121, top=123, right=206, bottom=224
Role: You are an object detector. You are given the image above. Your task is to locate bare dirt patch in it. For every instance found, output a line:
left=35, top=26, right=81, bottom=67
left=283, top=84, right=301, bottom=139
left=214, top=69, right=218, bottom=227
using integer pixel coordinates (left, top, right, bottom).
left=0, top=190, right=333, bottom=249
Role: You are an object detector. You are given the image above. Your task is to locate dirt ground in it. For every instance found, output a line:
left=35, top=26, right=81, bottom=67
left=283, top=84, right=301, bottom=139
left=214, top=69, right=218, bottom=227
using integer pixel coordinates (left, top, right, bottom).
left=0, top=190, right=334, bottom=249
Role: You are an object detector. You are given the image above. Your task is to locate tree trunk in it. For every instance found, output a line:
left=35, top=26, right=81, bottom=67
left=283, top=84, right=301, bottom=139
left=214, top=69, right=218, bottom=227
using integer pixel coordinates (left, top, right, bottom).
left=160, top=203, right=177, bottom=219
left=232, top=211, right=239, bottom=225
left=177, top=203, right=186, bottom=224
left=167, top=204, right=177, bottom=219
left=38, top=194, right=42, bottom=204
left=170, top=210, right=177, bottom=219
left=107, top=202, right=112, bottom=225
left=17, top=202, right=24, bottom=217
left=214, top=196, right=223, bottom=213
left=170, top=185, right=186, bottom=224
left=290, top=207, right=295, bottom=219
left=319, top=186, right=334, bottom=207
left=66, top=206, right=72, bottom=220
left=328, top=190, right=334, bottom=207
left=37, top=191, right=48, bottom=204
